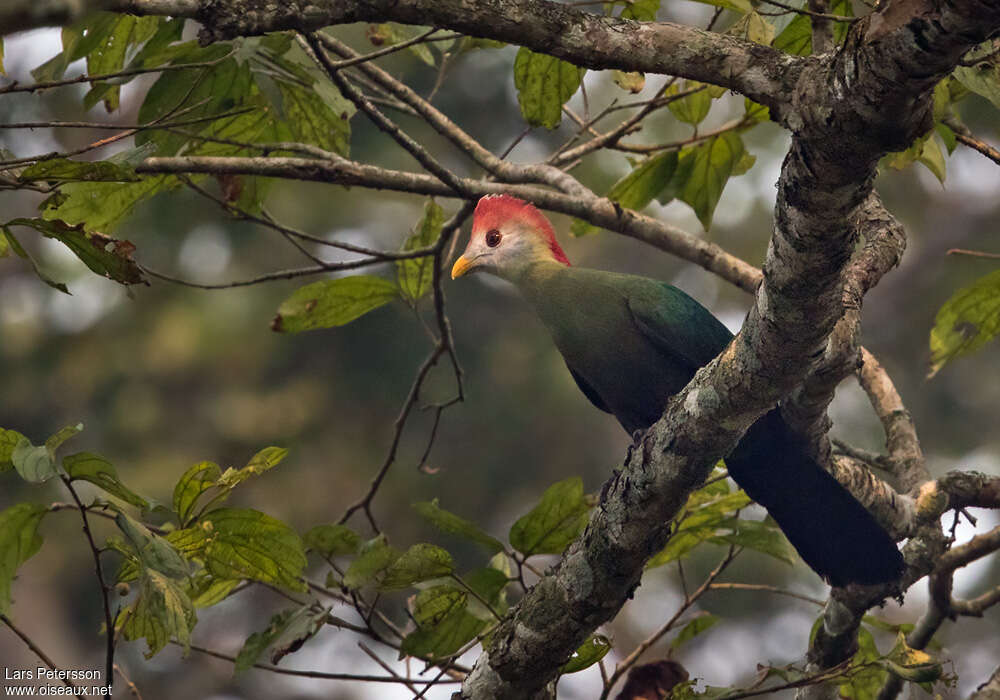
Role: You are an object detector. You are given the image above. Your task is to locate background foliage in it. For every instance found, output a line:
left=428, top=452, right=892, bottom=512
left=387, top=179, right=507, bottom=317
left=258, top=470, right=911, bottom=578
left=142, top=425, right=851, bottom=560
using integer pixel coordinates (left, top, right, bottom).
left=1, top=3, right=999, bottom=699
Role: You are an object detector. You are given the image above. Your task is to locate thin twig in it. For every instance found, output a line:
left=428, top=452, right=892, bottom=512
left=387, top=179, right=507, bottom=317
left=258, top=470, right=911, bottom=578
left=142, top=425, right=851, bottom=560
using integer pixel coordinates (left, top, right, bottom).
left=947, top=248, right=1000, bottom=259
left=0, top=51, right=238, bottom=95
left=325, top=29, right=457, bottom=71
left=183, top=641, right=460, bottom=683
left=62, top=477, right=115, bottom=700
left=301, top=33, right=468, bottom=196
left=707, top=582, right=826, bottom=606
left=358, top=642, right=421, bottom=694
left=601, top=546, right=740, bottom=699
left=1, top=614, right=81, bottom=694
left=758, top=0, right=858, bottom=21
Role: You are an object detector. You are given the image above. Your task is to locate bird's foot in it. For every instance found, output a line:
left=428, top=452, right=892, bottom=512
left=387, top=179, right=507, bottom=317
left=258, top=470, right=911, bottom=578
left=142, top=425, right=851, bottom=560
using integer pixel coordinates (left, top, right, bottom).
left=600, top=470, right=621, bottom=505
left=624, top=429, right=644, bottom=465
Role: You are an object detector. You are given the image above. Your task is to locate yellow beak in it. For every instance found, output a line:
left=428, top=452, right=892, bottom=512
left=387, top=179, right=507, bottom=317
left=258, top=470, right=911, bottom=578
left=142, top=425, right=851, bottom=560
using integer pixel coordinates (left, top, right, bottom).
left=451, top=255, right=474, bottom=279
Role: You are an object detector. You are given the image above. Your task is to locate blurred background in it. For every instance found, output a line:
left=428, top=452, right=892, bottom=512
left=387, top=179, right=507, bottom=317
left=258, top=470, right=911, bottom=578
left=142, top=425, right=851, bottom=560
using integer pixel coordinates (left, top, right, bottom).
left=1, top=8, right=998, bottom=699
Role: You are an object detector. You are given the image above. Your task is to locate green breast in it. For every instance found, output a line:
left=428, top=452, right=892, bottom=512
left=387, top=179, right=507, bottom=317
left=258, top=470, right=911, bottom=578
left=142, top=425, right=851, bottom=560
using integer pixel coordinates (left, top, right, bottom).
left=517, top=263, right=730, bottom=433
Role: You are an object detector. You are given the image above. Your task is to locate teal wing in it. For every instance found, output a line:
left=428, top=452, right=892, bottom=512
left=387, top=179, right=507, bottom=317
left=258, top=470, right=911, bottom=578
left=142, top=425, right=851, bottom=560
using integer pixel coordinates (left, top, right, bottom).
left=625, top=281, right=734, bottom=372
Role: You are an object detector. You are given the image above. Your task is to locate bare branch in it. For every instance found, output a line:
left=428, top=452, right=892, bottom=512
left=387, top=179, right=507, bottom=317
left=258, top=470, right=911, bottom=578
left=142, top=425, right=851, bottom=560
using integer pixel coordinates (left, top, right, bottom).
left=135, top=155, right=763, bottom=292
left=61, top=477, right=116, bottom=700
left=970, top=666, right=1000, bottom=700
left=857, top=348, right=929, bottom=492
left=1, top=615, right=82, bottom=695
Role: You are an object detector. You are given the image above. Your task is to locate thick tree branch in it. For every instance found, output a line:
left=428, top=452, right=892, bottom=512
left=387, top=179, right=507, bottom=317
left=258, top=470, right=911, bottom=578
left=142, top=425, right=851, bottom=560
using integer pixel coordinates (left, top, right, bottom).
left=782, top=191, right=907, bottom=467
left=3, top=0, right=800, bottom=112
left=971, top=666, right=1000, bottom=700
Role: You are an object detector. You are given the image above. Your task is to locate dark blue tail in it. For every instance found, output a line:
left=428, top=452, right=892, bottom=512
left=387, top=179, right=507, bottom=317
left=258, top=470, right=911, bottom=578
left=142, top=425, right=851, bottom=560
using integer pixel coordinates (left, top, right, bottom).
left=726, top=410, right=904, bottom=586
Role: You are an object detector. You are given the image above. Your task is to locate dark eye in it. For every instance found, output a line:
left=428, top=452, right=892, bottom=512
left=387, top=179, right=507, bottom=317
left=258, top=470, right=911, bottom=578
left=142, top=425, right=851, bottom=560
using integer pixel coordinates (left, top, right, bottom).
left=485, top=229, right=502, bottom=248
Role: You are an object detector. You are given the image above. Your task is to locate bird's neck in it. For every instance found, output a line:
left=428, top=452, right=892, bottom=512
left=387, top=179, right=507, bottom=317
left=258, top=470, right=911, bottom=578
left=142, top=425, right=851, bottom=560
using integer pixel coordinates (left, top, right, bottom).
left=508, top=258, right=563, bottom=285
left=511, top=260, right=572, bottom=307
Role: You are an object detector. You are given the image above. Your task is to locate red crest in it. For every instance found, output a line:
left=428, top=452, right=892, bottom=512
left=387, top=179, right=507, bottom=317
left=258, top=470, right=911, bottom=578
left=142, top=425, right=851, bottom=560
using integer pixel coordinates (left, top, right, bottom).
left=473, top=195, right=570, bottom=265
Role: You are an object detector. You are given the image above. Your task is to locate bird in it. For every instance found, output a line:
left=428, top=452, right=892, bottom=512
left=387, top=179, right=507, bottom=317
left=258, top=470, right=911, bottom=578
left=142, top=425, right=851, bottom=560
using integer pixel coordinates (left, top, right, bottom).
left=451, top=193, right=904, bottom=587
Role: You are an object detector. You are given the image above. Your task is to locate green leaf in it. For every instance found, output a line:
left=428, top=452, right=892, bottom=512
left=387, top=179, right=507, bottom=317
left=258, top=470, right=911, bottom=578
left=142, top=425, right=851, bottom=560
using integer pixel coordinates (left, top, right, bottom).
left=773, top=0, right=852, bottom=55
left=413, top=499, right=505, bottom=554
left=1, top=226, right=70, bottom=294
left=271, top=276, right=399, bottom=333
left=461, top=567, right=509, bottom=619
left=411, top=586, right=466, bottom=628
left=137, top=47, right=252, bottom=156
left=0, top=504, right=47, bottom=615
left=6, top=218, right=146, bottom=286
left=235, top=606, right=329, bottom=672
left=935, top=122, right=957, bottom=155
left=165, top=525, right=211, bottom=558
left=214, top=446, right=288, bottom=490
left=64, top=452, right=149, bottom=509
left=367, top=23, right=436, bottom=65
left=275, top=79, right=352, bottom=155
left=745, top=97, right=770, bottom=123
left=459, top=36, right=507, bottom=52
left=401, top=586, right=485, bottom=659
left=562, top=634, right=612, bottom=673
left=730, top=151, right=757, bottom=177
left=0, top=428, right=27, bottom=473
left=46, top=423, right=84, bottom=453
left=884, top=130, right=948, bottom=182
left=574, top=150, right=679, bottom=235
left=839, top=627, right=888, bottom=699
left=663, top=132, right=745, bottom=231
left=30, top=24, right=88, bottom=83
left=620, top=0, right=660, bottom=21
left=12, top=438, right=59, bottom=484
left=691, top=0, right=752, bottom=14
left=929, top=268, right=1000, bottom=376
left=173, top=461, right=223, bottom=526
left=710, top=517, right=797, bottom=565
left=83, top=15, right=160, bottom=111
left=303, top=524, right=361, bottom=557
left=397, top=199, right=444, bottom=304
left=727, top=11, right=776, bottom=46
left=0, top=39, right=5, bottom=76
left=613, top=150, right=680, bottom=212
left=125, top=18, right=186, bottom=70
left=671, top=613, right=720, bottom=650
left=116, top=511, right=189, bottom=579
left=613, top=70, right=646, bottom=93
left=40, top=176, right=177, bottom=234
left=509, top=476, right=591, bottom=556
left=185, top=574, right=240, bottom=608
left=954, top=57, right=1000, bottom=111
left=667, top=82, right=712, bottom=125
left=197, top=508, right=307, bottom=590
left=379, top=543, right=455, bottom=591
left=647, top=485, right=751, bottom=568
left=20, top=159, right=140, bottom=183
left=513, top=48, right=585, bottom=129
left=343, top=535, right=401, bottom=590
left=121, top=569, right=196, bottom=657
left=917, top=135, right=947, bottom=183
left=883, top=632, right=942, bottom=683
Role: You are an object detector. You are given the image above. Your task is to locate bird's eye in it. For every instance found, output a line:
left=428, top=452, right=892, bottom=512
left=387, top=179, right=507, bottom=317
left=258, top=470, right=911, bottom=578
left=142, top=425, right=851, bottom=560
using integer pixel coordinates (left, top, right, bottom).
left=485, top=229, right=502, bottom=248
